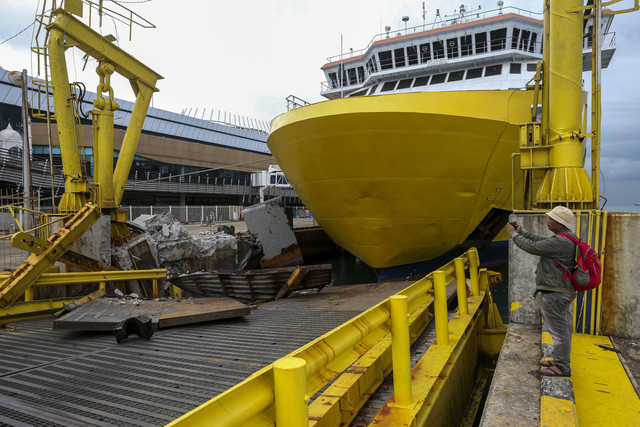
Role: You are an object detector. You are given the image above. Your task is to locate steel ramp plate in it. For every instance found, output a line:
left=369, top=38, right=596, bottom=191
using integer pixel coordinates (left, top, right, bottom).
left=52, top=297, right=250, bottom=331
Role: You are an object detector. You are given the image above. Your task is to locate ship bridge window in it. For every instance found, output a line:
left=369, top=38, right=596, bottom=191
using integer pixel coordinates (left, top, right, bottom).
left=519, top=30, right=531, bottom=51
left=366, top=57, right=379, bottom=74
left=420, top=43, right=432, bottom=62
left=485, top=64, right=503, bottom=76
left=413, top=76, right=430, bottom=86
left=529, top=32, right=538, bottom=52
left=475, top=32, right=487, bottom=53
left=448, top=71, right=464, bottom=81
left=430, top=73, right=447, bottom=84
left=490, top=28, right=507, bottom=51
left=433, top=40, right=445, bottom=59
left=466, top=67, right=483, bottom=79
left=367, top=84, right=379, bottom=95
left=510, top=63, right=522, bottom=74
left=357, top=66, right=365, bottom=83
left=394, top=48, right=406, bottom=67
left=328, top=72, right=338, bottom=89
left=512, top=28, right=520, bottom=49
left=348, top=68, right=357, bottom=85
left=397, top=78, right=413, bottom=89
left=447, top=38, right=459, bottom=58
left=461, top=35, right=472, bottom=56
left=527, top=63, right=538, bottom=72
left=407, top=45, right=418, bottom=65
left=381, top=81, right=398, bottom=92
left=379, top=51, right=393, bottom=70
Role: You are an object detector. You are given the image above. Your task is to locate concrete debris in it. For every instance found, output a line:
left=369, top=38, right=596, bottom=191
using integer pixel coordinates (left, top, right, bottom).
left=123, top=211, right=264, bottom=278
left=242, top=197, right=304, bottom=268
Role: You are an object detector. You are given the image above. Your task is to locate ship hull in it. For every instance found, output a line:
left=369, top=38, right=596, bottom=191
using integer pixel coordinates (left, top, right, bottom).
left=268, top=90, right=534, bottom=269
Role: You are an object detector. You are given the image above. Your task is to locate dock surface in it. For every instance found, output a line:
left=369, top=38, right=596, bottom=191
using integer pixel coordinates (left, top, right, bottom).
left=0, top=281, right=409, bottom=426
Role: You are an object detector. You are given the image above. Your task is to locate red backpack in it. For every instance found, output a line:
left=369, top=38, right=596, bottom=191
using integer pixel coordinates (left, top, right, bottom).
left=556, top=233, right=602, bottom=291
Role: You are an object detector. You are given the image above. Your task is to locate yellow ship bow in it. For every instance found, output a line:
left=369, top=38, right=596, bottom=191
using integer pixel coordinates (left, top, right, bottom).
left=268, top=90, right=534, bottom=268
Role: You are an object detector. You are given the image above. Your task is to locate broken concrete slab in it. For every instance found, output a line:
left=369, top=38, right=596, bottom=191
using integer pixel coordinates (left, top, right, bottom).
left=52, top=297, right=251, bottom=331
left=242, top=197, right=303, bottom=268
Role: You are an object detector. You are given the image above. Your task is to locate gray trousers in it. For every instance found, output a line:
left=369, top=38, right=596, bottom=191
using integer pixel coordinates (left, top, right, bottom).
left=540, top=292, right=576, bottom=374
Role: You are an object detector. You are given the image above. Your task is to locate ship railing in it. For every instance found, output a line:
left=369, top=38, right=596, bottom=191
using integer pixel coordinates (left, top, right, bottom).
left=325, top=5, right=542, bottom=63
left=167, top=247, right=505, bottom=426
left=286, top=95, right=311, bottom=111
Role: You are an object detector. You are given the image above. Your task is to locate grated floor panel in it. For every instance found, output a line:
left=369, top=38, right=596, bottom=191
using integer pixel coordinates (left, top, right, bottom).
left=0, top=281, right=410, bottom=426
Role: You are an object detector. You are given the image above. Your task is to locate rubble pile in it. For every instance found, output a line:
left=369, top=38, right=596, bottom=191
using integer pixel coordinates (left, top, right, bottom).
left=119, top=211, right=263, bottom=277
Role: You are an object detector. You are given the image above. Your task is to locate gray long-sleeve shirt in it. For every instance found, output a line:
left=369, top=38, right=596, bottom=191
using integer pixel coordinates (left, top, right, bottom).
left=511, top=230, right=577, bottom=294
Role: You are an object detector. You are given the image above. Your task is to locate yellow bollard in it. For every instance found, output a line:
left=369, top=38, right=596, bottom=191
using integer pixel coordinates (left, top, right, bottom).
left=152, top=279, right=159, bottom=299
left=454, top=258, right=469, bottom=315
left=390, top=295, right=413, bottom=406
left=433, top=271, right=449, bottom=345
left=99, top=281, right=106, bottom=290
left=468, top=248, right=480, bottom=296
left=273, top=357, right=308, bottom=427
left=24, top=286, right=33, bottom=302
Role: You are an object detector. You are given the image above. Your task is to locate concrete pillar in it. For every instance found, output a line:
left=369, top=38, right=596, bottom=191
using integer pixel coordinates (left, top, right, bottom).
left=179, top=193, right=186, bottom=206
left=508, top=213, right=548, bottom=324
left=602, top=213, right=640, bottom=338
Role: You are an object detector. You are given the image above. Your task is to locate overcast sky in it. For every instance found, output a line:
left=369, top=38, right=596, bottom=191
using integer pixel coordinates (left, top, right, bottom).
left=1, top=0, right=638, bottom=205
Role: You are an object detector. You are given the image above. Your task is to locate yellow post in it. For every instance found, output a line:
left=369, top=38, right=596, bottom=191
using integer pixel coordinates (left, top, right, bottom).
left=47, top=27, right=87, bottom=212
left=433, top=270, right=449, bottom=346
left=536, top=0, right=594, bottom=206
left=468, top=248, right=480, bottom=296
left=24, top=286, right=34, bottom=302
left=153, top=279, right=159, bottom=299
left=273, top=357, right=308, bottom=427
left=92, top=62, right=118, bottom=209
left=113, top=82, right=155, bottom=205
left=390, top=295, right=413, bottom=406
left=99, top=281, right=105, bottom=290
left=454, top=257, right=468, bottom=315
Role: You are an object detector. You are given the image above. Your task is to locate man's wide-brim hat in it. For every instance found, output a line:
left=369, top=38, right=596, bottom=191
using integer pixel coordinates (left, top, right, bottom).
left=546, top=206, right=575, bottom=230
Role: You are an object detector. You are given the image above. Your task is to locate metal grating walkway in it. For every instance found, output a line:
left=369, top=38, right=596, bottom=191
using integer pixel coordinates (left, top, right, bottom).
left=0, top=281, right=410, bottom=426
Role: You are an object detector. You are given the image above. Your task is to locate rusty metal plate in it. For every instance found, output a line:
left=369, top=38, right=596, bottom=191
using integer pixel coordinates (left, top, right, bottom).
left=52, top=297, right=249, bottom=331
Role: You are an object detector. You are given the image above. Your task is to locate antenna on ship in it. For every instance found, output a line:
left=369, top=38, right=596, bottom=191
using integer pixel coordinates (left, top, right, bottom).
left=497, top=1, right=504, bottom=15
left=385, top=25, right=391, bottom=38
left=402, top=16, right=409, bottom=35
left=422, top=2, right=426, bottom=31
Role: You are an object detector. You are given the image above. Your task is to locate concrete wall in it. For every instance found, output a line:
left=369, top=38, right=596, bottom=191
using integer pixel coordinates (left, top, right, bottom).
left=602, top=213, right=640, bottom=339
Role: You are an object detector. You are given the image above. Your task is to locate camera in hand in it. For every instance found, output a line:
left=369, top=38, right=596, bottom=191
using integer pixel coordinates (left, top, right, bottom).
left=508, top=221, right=518, bottom=228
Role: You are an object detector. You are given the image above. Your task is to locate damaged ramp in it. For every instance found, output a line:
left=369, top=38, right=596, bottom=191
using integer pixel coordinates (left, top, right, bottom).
left=53, top=297, right=250, bottom=331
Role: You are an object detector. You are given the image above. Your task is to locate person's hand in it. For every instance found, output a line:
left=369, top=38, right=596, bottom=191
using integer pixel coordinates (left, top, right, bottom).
left=506, top=222, right=522, bottom=235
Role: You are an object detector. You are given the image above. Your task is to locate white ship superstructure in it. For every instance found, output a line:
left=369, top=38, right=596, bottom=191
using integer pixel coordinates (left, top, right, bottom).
left=321, top=6, right=615, bottom=99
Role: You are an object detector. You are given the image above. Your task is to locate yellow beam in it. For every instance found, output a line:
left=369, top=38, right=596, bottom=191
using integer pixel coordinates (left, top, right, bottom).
left=0, top=203, right=100, bottom=308
left=0, top=269, right=166, bottom=286
left=0, top=298, right=81, bottom=320
left=46, top=9, right=162, bottom=92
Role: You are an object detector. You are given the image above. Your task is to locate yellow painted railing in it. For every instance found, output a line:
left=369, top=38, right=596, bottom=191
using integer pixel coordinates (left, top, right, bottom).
left=573, top=210, right=608, bottom=335
left=167, top=248, right=504, bottom=426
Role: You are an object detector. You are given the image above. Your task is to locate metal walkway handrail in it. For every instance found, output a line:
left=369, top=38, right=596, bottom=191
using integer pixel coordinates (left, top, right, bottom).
left=167, top=248, right=504, bottom=426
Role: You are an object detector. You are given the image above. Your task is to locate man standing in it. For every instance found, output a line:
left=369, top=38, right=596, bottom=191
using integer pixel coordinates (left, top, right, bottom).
left=506, top=206, right=578, bottom=377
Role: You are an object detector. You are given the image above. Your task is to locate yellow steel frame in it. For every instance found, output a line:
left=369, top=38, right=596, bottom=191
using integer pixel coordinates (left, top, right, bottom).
left=166, top=248, right=505, bottom=426
left=0, top=269, right=166, bottom=320
left=45, top=7, right=162, bottom=212
left=0, top=202, right=101, bottom=308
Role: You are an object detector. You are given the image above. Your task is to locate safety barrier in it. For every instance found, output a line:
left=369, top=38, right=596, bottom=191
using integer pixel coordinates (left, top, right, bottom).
left=167, top=248, right=504, bottom=426
left=573, top=210, right=607, bottom=335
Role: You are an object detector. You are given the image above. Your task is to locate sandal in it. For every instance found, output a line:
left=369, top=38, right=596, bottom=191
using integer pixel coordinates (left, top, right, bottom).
left=539, top=366, right=569, bottom=377
left=539, top=360, right=555, bottom=367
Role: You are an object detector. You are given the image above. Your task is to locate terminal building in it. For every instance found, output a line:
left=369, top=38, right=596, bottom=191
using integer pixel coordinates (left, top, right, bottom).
left=0, top=65, right=299, bottom=210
